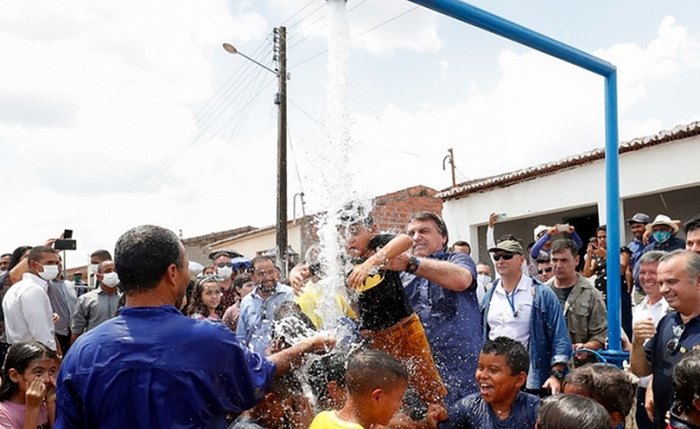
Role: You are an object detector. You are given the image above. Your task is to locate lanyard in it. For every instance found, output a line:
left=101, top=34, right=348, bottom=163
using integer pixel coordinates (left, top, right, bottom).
left=505, top=289, right=518, bottom=317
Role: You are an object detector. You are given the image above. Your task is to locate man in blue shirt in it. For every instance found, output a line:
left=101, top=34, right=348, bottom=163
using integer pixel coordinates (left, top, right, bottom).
left=236, top=255, right=295, bottom=354
left=399, top=212, right=482, bottom=406
left=55, top=225, right=333, bottom=429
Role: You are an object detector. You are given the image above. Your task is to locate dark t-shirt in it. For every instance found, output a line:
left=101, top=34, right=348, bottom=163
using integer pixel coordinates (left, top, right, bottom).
left=645, top=312, right=700, bottom=429
left=350, top=234, right=413, bottom=331
left=552, top=285, right=574, bottom=309
left=440, top=391, right=540, bottom=429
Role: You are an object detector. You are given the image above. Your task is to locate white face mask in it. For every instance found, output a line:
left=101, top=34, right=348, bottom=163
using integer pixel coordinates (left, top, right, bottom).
left=477, top=273, right=492, bottom=288
left=216, top=266, right=233, bottom=280
left=38, top=265, right=59, bottom=282
left=101, top=272, right=120, bottom=288
left=89, top=263, right=99, bottom=273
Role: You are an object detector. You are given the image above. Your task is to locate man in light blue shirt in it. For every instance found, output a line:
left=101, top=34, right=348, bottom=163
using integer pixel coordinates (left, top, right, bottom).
left=236, top=255, right=294, bottom=354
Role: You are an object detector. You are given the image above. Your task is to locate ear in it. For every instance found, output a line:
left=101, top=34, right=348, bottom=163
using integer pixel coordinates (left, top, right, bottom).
left=574, top=254, right=580, bottom=265
left=513, top=371, right=527, bottom=390
left=371, top=388, right=383, bottom=402
left=8, top=368, right=20, bottom=384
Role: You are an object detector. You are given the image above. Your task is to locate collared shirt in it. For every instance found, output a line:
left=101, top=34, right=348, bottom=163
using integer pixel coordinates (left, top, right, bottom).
left=645, top=312, right=700, bottom=428
left=633, top=296, right=668, bottom=388
left=440, top=391, right=540, bottom=429
left=487, top=275, right=534, bottom=348
left=547, top=274, right=608, bottom=346
left=402, top=250, right=482, bottom=405
left=47, top=280, right=77, bottom=336
left=56, top=305, right=276, bottom=429
left=235, top=283, right=295, bottom=355
left=2, top=273, right=56, bottom=350
left=71, top=287, right=122, bottom=334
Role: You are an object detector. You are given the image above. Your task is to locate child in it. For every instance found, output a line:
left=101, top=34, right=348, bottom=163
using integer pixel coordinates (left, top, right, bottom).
left=309, top=350, right=409, bottom=429
left=441, top=336, right=540, bottom=429
left=668, top=349, right=700, bottom=429
left=342, top=204, right=447, bottom=412
left=307, top=352, right=348, bottom=412
left=0, top=342, right=58, bottom=429
left=536, top=394, right=613, bottom=429
left=186, top=275, right=224, bottom=322
left=562, top=363, right=636, bottom=428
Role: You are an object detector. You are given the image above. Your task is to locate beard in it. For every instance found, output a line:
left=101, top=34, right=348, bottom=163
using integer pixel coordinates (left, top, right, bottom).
left=258, top=281, right=277, bottom=294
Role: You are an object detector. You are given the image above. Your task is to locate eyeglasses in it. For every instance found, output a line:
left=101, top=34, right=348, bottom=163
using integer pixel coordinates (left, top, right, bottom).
left=254, top=269, right=276, bottom=278
left=493, top=253, right=516, bottom=261
left=666, top=324, right=687, bottom=356
left=537, top=267, right=553, bottom=274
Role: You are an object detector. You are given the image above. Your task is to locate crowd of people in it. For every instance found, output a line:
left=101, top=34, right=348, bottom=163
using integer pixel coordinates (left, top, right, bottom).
left=0, top=208, right=698, bottom=429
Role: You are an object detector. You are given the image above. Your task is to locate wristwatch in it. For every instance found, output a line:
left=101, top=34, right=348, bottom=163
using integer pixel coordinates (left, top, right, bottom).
left=406, top=256, right=421, bottom=274
left=550, top=369, right=565, bottom=381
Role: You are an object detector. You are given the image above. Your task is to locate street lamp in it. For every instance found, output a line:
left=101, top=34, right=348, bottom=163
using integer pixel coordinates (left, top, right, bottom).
left=223, top=28, right=289, bottom=275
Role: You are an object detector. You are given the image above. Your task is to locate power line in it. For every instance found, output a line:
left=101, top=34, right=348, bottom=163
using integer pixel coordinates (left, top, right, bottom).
left=282, top=0, right=318, bottom=26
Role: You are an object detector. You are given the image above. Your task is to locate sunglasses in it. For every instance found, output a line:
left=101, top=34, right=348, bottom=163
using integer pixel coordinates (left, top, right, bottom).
left=493, top=253, right=516, bottom=261
left=216, top=262, right=233, bottom=268
left=537, top=267, right=553, bottom=274
left=667, top=324, right=687, bottom=356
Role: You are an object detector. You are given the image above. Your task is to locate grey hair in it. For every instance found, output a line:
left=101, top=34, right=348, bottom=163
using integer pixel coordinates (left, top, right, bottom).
left=660, top=250, right=700, bottom=281
left=638, top=250, right=666, bottom=266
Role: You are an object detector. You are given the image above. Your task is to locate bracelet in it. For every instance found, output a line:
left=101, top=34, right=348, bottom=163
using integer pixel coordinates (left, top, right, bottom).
left=406, top=256, right=420, bottom=274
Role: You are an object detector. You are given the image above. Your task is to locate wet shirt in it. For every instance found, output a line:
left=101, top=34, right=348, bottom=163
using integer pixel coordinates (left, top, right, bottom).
left=56, top=305, right=276, bottom=429
left=440, top=391, right=540, bottom=429
left=351, top=234, right=413, bottom=331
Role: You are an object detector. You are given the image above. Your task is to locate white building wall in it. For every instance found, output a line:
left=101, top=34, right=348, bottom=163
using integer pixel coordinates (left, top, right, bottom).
left=443, top=135, right=700, bottom=262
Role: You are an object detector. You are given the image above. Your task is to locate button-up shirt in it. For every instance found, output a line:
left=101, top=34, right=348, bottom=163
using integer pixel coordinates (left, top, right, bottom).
left=487, top=275, right=534, bottom=348
left=235, top=283, right=294, bottom=355
left=2, top=273, right=56, bottom=350
left=71, top=287, right=122, bottom=334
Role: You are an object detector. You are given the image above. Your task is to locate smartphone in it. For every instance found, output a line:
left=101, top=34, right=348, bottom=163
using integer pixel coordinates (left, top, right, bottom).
left=556, top=223, right=570, bottom=232
left=495, top=213, right=507, bottom=222
left=63, top=229, right=73, bottom=239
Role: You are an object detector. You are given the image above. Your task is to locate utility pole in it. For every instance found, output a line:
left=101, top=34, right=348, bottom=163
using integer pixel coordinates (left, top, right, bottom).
left=274, top=26, right=288, bottom=276
left=443, top=147, right=456, bottom=187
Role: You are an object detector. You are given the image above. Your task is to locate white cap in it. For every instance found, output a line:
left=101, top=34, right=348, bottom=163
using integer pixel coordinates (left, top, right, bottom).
left=533, top=225, right=549, bottom=241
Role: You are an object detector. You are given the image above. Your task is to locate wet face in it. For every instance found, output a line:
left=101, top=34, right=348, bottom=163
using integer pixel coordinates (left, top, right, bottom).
left=536, top=262, right=554, bottom=283
left=343, top=223, right=373, bottom=258
left=657, top=255, right=700, bottom=314
left=476, top=353, right=524, bottom=406
left=371, top=380, right=408, bottom=426
left=493, top=252, right=523, bottom=278
left=10, top=356, right=58, bottom=397
left=407, top=219, right=447, bottom=257
left=253, top=259, right=278, bottom=292
left=551, top=249, right=578, bottom=281
left=638, top=261, right=661, bottom=300
left=200, top=281, right=222, bottom=311
left=686, top=229, right=700, bottom=255
left=629, top=223, right=646, bottom=240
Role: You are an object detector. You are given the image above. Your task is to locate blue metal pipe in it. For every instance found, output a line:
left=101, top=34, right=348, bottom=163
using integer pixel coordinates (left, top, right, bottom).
left=406, top=0, right=625, bottom=361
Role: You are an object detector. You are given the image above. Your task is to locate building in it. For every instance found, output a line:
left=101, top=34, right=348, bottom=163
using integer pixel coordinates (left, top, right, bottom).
left=438, top=121, right=700, bottom=264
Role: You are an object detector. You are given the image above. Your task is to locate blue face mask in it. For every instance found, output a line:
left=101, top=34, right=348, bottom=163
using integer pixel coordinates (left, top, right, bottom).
left=652, top=230, right=672, bottom=244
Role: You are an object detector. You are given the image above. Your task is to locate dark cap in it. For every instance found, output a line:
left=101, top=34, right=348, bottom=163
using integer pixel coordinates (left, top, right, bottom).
left=626, top=213, right=651, bottom=225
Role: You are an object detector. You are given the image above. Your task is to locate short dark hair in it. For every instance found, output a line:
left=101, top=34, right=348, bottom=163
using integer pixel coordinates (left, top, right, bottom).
left=345, top=350, right=408, bottom=396
left=27, top=246, right=57, bottom=264
left=596, top=225, right=607, bottom=234
left=308, top=353, right=347, bottom=402
left=685, top=216, right=700, bottom=235
left=251, top=255, right=276, bottom=270
left=452, top=240, right=470, bottom=247
left=563, top=364, right=636, bottom=418
left=233, top=273, right=252, bottom=289
left=537, top=394, right=612, bottom=429
left=114, top=225, right=184, bottom=292
left=551, top=239, right=578, bottom=257
left=90, top=249, right=112, bottom=262
left=672, top=349, right=700, bottom=415
left=338, top=201, right=373, bottom=227
left=410, top=211, right=449, bottom=249
left=481, top=337, right=529, bottom=375
left=210, top=252, right=232, bottom=262
left=0, top=253, right=11, bottom=259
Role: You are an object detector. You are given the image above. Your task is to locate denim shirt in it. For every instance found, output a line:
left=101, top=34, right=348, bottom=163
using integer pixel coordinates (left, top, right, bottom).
left=481, top=277, right=571, bottom=390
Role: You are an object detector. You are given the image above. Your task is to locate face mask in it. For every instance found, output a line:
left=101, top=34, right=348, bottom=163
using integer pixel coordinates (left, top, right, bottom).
left=652, top=231, right=672, bottom=244
left=38, top=265, right=59, bottom=282
left=101, top=272, right=120, bottom=288
left=89, top=263, right=99, bottom=273
left=216, top=266, right=233, bottom=280
left=477, top=274, right=492, bottom=288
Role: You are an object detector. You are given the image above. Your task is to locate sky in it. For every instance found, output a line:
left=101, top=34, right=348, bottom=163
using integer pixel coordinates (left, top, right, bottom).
left=1, top=0, right=699, bottom=268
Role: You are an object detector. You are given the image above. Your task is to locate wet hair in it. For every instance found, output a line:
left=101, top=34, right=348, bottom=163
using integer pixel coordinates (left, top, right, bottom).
left=660, top=250, right=700, bottom=282
left=0, top=342, right=57, bottom=401
left=537, top=394, right=613, bottom=429
left=27, top=246, right=57, bottom=264
left=672, top=349, right=700, bottom=415
left=551, top=239, right=578, bottom=257
left=186, top=275, right=223, bottom=317
left=114, top=225, right=184, bottom=292
left=685, top=216, right=700, bottom=235
left=345, top=350, right=408, bottom=396
left=251, top=255, right=276, bottom=271
left=638, top=250, right=666, bottom=266
left=90, top=249, right=112, bottom=262
left=338, top=201, right=373, bottom=227
left=410, top=212, right=449, bottom=249
left=308, top=353, right=348, bottom=406
left=563, top=364, right=636, bottom=419
left=8, top=246, right=32, bottom=271
left=481, top=337, right=529, bottom=375
left=272, top=301, right=316, bottom=349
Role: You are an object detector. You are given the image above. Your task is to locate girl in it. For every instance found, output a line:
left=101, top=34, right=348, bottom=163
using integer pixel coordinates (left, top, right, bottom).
left=0, top=341, right=58, bottom=429
left=186, top=275, right=224, bottom=322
